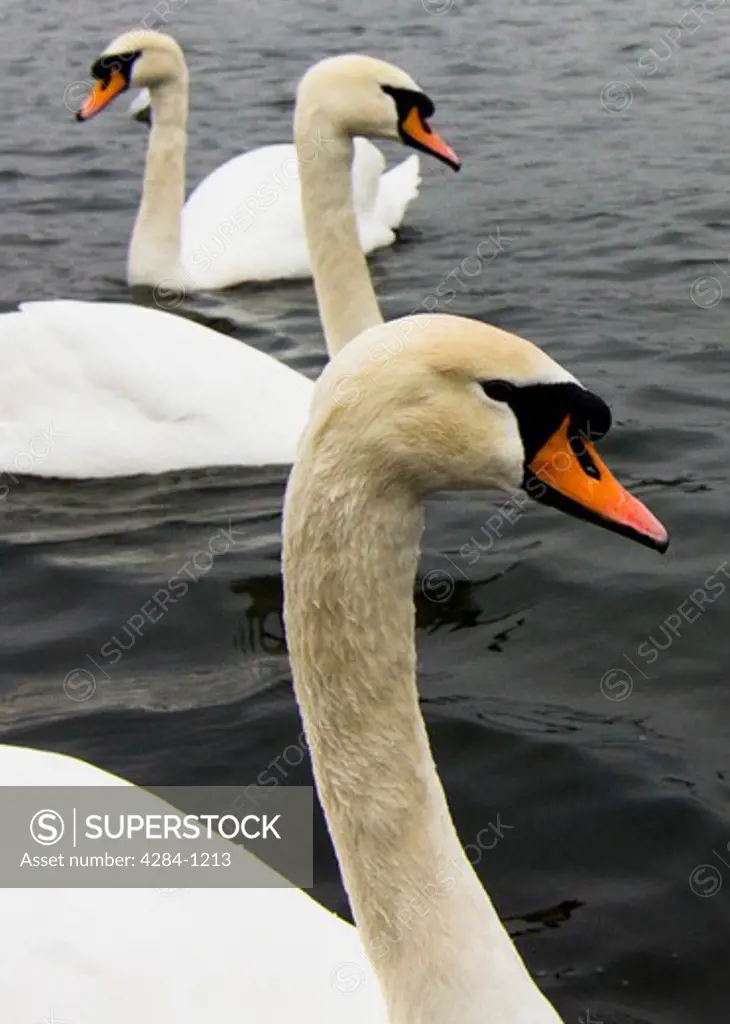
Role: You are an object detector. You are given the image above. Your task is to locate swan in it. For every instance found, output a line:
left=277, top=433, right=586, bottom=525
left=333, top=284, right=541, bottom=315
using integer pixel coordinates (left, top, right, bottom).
left=0, top=52, right=459, bottom=477
left=1, top=314, right=668, bottom=1021
left=127, top=83, right=423, bottom=284
left=76, top=31, right=434, bottom=290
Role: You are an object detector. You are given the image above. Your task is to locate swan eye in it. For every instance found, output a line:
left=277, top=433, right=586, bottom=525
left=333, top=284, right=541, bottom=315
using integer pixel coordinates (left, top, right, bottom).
left=381, top=85, right=459, bottom=171
left=91, top=50, right=141, bottom=87
left=480, top=380, right=513, bottom=403
left=380, top=85, right=435, bottom=120
left=479, top=381, right=612, bottom=466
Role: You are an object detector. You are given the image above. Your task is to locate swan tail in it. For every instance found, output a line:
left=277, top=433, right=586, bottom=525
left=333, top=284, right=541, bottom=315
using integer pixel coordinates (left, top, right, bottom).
left=374, top=155, right=421, bottom=231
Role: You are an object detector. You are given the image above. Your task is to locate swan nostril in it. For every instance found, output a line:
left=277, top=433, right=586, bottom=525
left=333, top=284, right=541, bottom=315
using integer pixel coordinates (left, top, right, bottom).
left=569, top=430, right=602, bottom=479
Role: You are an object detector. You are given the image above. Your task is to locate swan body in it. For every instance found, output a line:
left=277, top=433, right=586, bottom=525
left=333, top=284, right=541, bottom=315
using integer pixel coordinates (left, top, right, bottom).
left=128, top=85, right=421, bottom=288
left=181, top=140, right=420, bottom=289
left=0, top=301, right=313, bottom=476
left=0, top=745, right=387, bottom=1023
left=76, top=32, right=423, bottom=291
left=0, top=316, right=667, bottom=1021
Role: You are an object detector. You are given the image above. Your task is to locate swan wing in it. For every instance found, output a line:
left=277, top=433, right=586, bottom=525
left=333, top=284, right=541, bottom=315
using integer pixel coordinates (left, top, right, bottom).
left=373, top=154, right=421, bottom=232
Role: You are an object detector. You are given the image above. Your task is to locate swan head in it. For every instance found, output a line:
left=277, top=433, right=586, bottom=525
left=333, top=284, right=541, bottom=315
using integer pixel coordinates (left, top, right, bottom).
left=296, top=55, right=461, bottom=171
left=306, top=314, right=668, bottom=552
left=75, top=30, right=186, bottom=122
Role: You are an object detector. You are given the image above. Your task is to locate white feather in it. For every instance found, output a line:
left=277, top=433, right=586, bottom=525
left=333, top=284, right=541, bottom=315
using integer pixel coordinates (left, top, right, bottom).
left=0, top=301, right=313, bottom=477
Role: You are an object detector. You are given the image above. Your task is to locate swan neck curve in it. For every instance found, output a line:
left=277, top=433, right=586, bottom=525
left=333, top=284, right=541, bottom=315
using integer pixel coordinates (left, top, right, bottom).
left=127, top=76, right=188, bottom=288
left=283, top=450, right=559, bottom=1022
left=295, top=106, right=383, bottom=355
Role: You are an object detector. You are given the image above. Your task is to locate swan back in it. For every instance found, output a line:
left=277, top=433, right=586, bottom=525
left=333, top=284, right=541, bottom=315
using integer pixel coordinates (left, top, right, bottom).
left=0, top=302, right=313, bottom=476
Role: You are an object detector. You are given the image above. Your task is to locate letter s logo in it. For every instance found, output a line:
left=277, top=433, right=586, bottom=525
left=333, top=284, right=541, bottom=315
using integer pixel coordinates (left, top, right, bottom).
left=30, top=809, right=65, bottom=846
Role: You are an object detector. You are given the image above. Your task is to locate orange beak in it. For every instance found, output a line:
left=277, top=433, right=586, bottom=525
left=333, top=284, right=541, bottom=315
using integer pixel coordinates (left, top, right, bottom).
left=399, top=106, right=461, bottom=171
left=75, top=68, right=128, bottom=122
left=526, top=415, right=668, bottom=552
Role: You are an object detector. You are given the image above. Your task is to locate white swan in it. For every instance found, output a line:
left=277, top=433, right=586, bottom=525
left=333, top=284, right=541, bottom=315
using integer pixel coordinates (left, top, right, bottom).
left=76, top=31, right=431, bottom=290
left=283, top=315, right=667, bottom=1021
left=1, top=52, right=459, bottom=477
left=127, top=84, right=422, bottom=285
left=0, top=314, right=668, bottom=1021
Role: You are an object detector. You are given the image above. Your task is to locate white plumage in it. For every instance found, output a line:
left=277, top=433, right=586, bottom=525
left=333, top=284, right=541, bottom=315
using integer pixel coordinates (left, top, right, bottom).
left=0, top=301, right=313, bottom=477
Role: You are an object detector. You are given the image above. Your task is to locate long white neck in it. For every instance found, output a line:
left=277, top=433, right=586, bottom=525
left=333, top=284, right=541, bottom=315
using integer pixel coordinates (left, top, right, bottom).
left=127, top=76, right=188, bottom=287
left=283, top=452, right=562, bottom=1024
left=295, top=106, right=383, bottom=355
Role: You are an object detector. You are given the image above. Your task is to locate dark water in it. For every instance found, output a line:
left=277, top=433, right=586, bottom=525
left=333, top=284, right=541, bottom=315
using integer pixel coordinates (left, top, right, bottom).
left=2, top=0, right=730, bottom=1020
